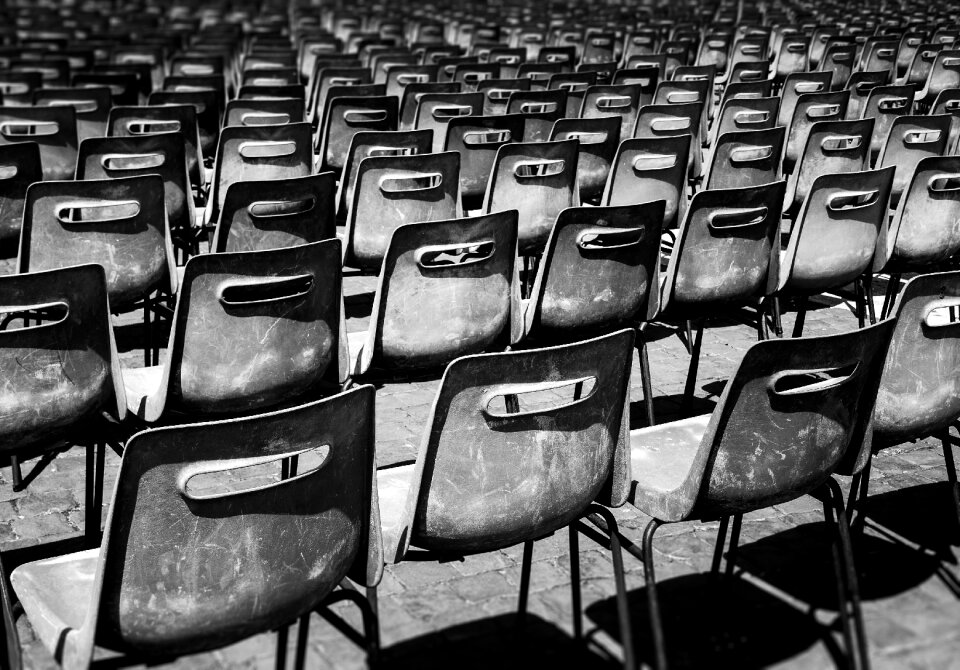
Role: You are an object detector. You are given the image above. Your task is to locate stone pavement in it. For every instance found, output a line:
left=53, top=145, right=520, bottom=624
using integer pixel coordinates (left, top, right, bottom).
left=2, top=262, right=959, bottom=669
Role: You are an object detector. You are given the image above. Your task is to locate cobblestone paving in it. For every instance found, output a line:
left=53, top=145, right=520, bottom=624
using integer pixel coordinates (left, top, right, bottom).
left=3, top=262, right=959, bottom=669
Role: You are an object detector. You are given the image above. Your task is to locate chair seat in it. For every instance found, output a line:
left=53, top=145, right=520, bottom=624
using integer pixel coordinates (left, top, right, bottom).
left=376, top=463, right=414, bottom=563
left=10, top=548, right=99, bottom=662
left=629, top=413, right=711, bottom=520
left=123, top=365, right=164, bottom=418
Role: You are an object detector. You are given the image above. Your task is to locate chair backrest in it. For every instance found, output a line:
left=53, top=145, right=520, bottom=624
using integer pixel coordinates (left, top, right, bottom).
left=344, top=151, right=460, bottom=271
left=355, top=211, right=520, bottom=373
left=876, top=114, right=952, bottom=206
left=580, top=83, right=643, bottom=142
left=506, top=88, right=566, bottom=142
left=710, top=95, right=778, bottom=144
left=872, top=272, right=960, bottom=447
left=895, top=32, right=925, bottom=78
left=525, top=201, right=665, bottom=339
left=214, top=173, right=336, bottom=252
left=318, top=94, right=399, bottom=173
left=603, top=134, right=691, bottom=230
left=76, top=132, right=194, bottom=241
left=158, top=240, right=344, bottom=416
left=385, top=64, right=438, bottom=98
left=309, top=66, right=372, bottom=124
left=660, top=181, right=786, bottom=318
left=86, top=388, right=380, bottom=660
left=931, top=88, right=960, bottom=154
left=773, top=34, right=810, bottom=80
left=818, top=41, right=856, bottom=89
left=844, top=71, right=888, bottom=121
left=414, top=91, right=483, bottom=152
left=399, top=82, right=460, bottom=130
left=785, top=117, right=873, bottom=213
left=444, top=113, right=525, bottom=208
left=0, top=264, right=125, bottom=452
left=652, top=78, right=709, bottom=139
left=33, top=86, right=111, bottom=142
left=777, top=71, right=832, bottom=129
left=902, top=43, right=943, bottom=88
left=209, top=122, right=314, bottom=221
left=919, top=49, right=960, bottom=104
left=483, top=139, right=579, bottom=255
left=73, top=71, right=141, bottom=107
left=880, top=156, right=960, bottom=272
left=549, top=115, right=621, bottom=204
left=147, top=89, right=221, bottom=161
left=19, top=175, right=175, bottom=311
left=0, top=71, right=40, bottom=106
left=784, top=89, right=850, bottom=175
left=633, top=101, right=703, bottom=179
left=547, top=71, right=598, bottom=118
left=0, top=105, right=78, bottom=181
left=391, top=329, right=634, bottom=558
left=109, top=104, right=204, bottom=189
left=224, top=97, right=304, bottom=127
left=660, top=320, right=895, bottom=519
left=0, top=141, right=41, bottom=242
left=860, top=84, right=914, bottom=164
left=477, top=77, right=530, bottom=115
left=779, top=167, right=895, bottom=296
left=705, top=125, right=786, bottom=191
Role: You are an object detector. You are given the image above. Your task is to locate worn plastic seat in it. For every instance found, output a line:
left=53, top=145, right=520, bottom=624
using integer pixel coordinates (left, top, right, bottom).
left=73, top=71, right=141, bottom=107
left=549, top=116, right=620, bottom=205
left=0, top=142, right=41, bottom=243
left=444, top=113, right=525, bottom=211
left=623, top=320, right=894, bottom=670
left=477, top=77, right=530, bottom=115
left=483, top=138, right=579, bottom=255
left=0, top=105, right=77, bottom=181
left=506, top=89, right=565, bottom=141
left=414, top=91, right=483, bottom=152
left=652, top=78, right=710, bottom=141
left=343, top=151, right=461, bottom=272
left=875, top=114, right=951, bottom=206
left=603, top=134, right=691, bottom=231
left=818, top=41, right=857, bottom=90
left=9, top=387, right=382, bottom=669
left=384, top=64, right=438, bottom=98
left=349, top=211, right=520, bottom=375
left=704, top=126, right=785, bottom=191
left=33, top=87, right=111, bottom=142
left=773, top=34, right=810, bottom=82
left=783, top=89, right=849, bottom=174
left=376, top=329, right=636, bottom=668
left=580, top=83, right=643, bottom=143
left=317, top=94, right=398, bottom=174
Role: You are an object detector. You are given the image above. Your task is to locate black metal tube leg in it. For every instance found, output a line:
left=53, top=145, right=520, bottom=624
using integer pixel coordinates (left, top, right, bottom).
left=642, top=518, right=668, bottom=670
left=880, top=274, right=900, bottom=320
left=638, top=338, right=656, bottom=427
left=792, top=298, right=807, bottom=338
left=863, top=275, right=876, bottom=325
left=711, top=516, right=731, bottom=577
left=772, top=296, right=784, bottom=337
left=681, top=322, right=704, bottom=417
left=941, top=432, right=960, bottom=529
left=364, top=587, right=381, bottom=669
left=517, top=540, right=534, bottom=627
left=725, top=514, right=743, bottom=577
left=84, top=445, right=95, bottom=544
left=855, top=280, right=866, bottom=329
left=586, top=505, right=634, bottom=670
left=275, top=624, right=289, bottom=670
left=569, top=525, right=583, bottom=640
left=143, top=293, right=152, bottom=367
left=10, top=455, right=22, bottom=492
left=294, top=614, right=310, bottom=670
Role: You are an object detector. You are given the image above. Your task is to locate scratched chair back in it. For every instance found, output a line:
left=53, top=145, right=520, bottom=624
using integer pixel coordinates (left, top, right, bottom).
left=843, top=71, right=888, bottom=121
left=549, top=115, right=620, bottom=205
left=19, top=175, right=175, bottom=312
left=309, top=66, right=372, bottom=125
left=778, top=167, right=895, bottom=296
left=547, top=71, right=598, bottom=118
left=603, top=134, right=691, bottom=230
left=343, top=151, right=460, bottom=271
left=0, top=142, right=41, bottom=243
left=394, top=329, right=634, bottom=556
left=660, top=181, right=786, bottom=319
left=224, top=97, right=304, bottom=128
left=860, top=84, right=914, bottom=165
left=817, top=41, right=856, bottom=90
left=414, top=91, right=484, bottom=152
left=483, top=139, right=579, bottom=255
left=214, top=173, right=336, bottom=253
left=33, top=86, right=112, bottom=142
left=0, top=105, right=77, bottom=181
left=477, top=78, right=530, bottom=116
left=580, top=84, right=644, bottom=143
left=783, top=89, right=849, bottom=174
left=108, top=104, right=204, bottom=190
left=444, top=114, right=525, bottom=210
left=917, top=49, right=960, bottom=107
left=506, top=88, right=566, bottom=142
left=353, top=211, right=520, bottom=374
left=785, top=118, right=873, bottom=214
left=876, top=114, right=951, bottom=206
left=710, top=95, right=778, bottom=145
left=633, top=102, right=703, bottom=180
left=776, top=71, right=833, bottom=129
left=525, top=201, right=664, bottom=340
left=705, top=126, right=785, bottom=191
left=652, top=78, right=711, bottom=141
left=147, top=90, right=222, bottom=163
left=317, top=94, right=398, bottom=174
left=399, top=82, right=461, bottom=130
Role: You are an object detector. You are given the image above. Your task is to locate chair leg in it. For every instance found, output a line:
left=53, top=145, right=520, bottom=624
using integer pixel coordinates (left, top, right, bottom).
left=711, top=516, right=730, bottom=577
left=941, top=431, right=960, bottom=530
left=772, top=296, right=784, bottom=338
left=294, top=613, right=310, bottom=670
left=143, top=292, right=152, bottom=367
left=855, top=280, right=866, bottom=329
left=516, top=540, right=534, bottom=627
left=862, top=275, right=876, bottom=325
left=642, top=518, right=668, bottom=670
left=638, top=337, right=656, bottom=427
left=585, top=505, right=635, bottom=670
left=569, top=525, right=583, bottom=640
left=792, top=297, right=807, bottom=338
left=275, top=624, right=289, bottom=670
left=880, top=273, right=901, bottom=319
left=681, top=321, right=704, bottom=417
left=84, top=443, right=105, bottom=546
left=850, top=458, right=873, bottom=541
left=10, top=455, right=22, bottom=492
left=725, top=514, right=743, bottom=577
left=364, top=586, right=381, bottom=668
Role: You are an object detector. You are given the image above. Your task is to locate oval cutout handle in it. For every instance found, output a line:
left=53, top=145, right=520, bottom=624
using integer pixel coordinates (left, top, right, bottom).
left=238, top=140, right=298, bottom=159
left=558, top=82, right=589, bottom=93
left=632, top=153, right=677, bottom=170
left=806, top=103, right=841, bottom=118
left=563, top=131, right=605, bottom=144
left=344, top=109, right=389, bottom=123
left=821, top=134, right=863, bottom=151
left=794, top=81, right=824, bottom=93
left=463, top=129, right=511, bottom=145
left=56, top=200, right=141, bottom=223
left=520, top=102, right=559, bottom=114
left=486, top=88, right=519, bottom=101
left=0, top=164, right=17, bottom=180
left=741, top=44, right=763, bottom=55
left=768, top=362, right=860, bottom=396
left=733, top=110, right=770, bottom=125
left=481, top=376, right=597, bottom=419
left=904, top=129, right=942, bottom=144
left=396, top=73, right=429, bottom=85
left=514, top=159, right=565, bottom=178
left=126, top=120, right=182, bottom=134
left=219, top=273, right=314, bottom=307
left=707, top=206, right=769, bottom=229
left=248, top=197, right=316, bottom=217
left=650, top=116, right=691, bottom=132
left=576, top=226, right=644, bottom=250
left=827, top=189, right=880, bottom=211
left=101, top=152, right=166, bottom=170
left=241, top=112, right=291, bottom=125
left=462, top=72, right=491, bottom=84
left=431, top=104, right=473, bottom=119
left=665, top=91, right=699, bottom=103
left=944, top=57, right=960, bottom=67
left=678, top=73, right=709, bottom=82
left=368, top=145, right=416, bottom=157
left=597, top=95, right=632, bottom=109
left=43, top=99, right=97, bottom=113
left=0, top=121, right=59, bottom=137
left=379, top=172, right=443, bottom=192
left=738, top=69, right=766, bottom=81
left=928, top=173, right=960, bottom=192
left=415, top=240, right=496, bottom=268
left=923, top=297, right=960, bottom=327
left=878, top=96, right=909, bottom=112
left=729, top=145, right=774, bottom=162
left=329, top=77, right=361, bottom=86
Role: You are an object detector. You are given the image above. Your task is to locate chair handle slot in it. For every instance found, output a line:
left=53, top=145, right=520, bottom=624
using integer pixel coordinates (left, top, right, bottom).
left=650, top=116, right=691, bottom=132
left=463, top=129, right=511, bottom=145
left=733, top=110, right=770, bottom=125
left=0, top=83, right=29, bottom=95
left=907, top=38, right=922, bottom=46
left=562, top=131, right=605, bottom=144
left=878, top=96, right=909, bottom=111
left=707, top=206, right=769, bottom=229
left=240, top=112, right=291, bottom=126
left=0, top=300, right=68, bottom=329
left=678, top=74, right=709, bottom=82
left=904, top=129, right=942, bottom=144
left=821, top=134, right=863, bottom=151
left=415, top=239, right=496, bottom=268
left=829, top=50, right=855, bottom=63
left=0, top=164, right=17, bottom=180
left=462, top=72, right=491, bottom=84
left=493, top=55, right=521, bottom=64
left=329, top=77, right=361, bottom=86
left=180, top=64, right=214, bottom=75
left=514, top=159, right=566, bottom=178
left=0, top=121, right=59, bottom=137
left=178, top=445, right=329, bottom=501
left=524, top=70, right=552, bottom=81
left=56, top=199, right=141, bottom=223
left=248, top=197, right=316, bottom=217
left=944, top=100, right=960, bottom=111
left=558, top=82, right=589, bottom=92
left=126, top=119, right=182, bottom=134
left=665, top=91, right=700, bottom=104
left=876, top=48, right=896, bottom=57
left=368, top=145, right=416, bottom=157
left=396, top=73, right=429, bottom=85
left=793, top=81, right=824, bottom=93
left=597, top=95, right=632, bottom=109
left=806, top=103, right=841, bottom=118
left=787, top=43, right=807, bottom=53
left=238, top=140, right=298, bottom=159
left=944, top=57, right=960, bottom=67
left=379, top=172, right=443, bottom=192
left=827, top=189, right=880, bottom=211
left=741, top=44, right=763, bottom=55
left=343, top=109, right=389, bottom=124
left=576, top=226, right=644, bottom=250
left=923, top=298, right=960, bottom=327
left=101, top=152, right=166, bottom=170
left=170, top=84, right=212, bottom=93
left=219, top=273, right=314, bottom=307
left=486, top=88, right=519, bottom=101
left=481, top=376, right=597, bottom=419
left=729, top=145, right=774, bottom=163
left=42, top=99, right=98, bottom=113
left=431, top=104, right=473, bottom=119
left=921, top=50, right=939, bottom=61
left=769, top=362, right=861, bottom=396
left=928, top=173, right=960, bottom=192
left=520, top=102, right=559, bottom=114
left=632, top=153, right=677, bottom=170
left=738, top=69, right=766, bottom=81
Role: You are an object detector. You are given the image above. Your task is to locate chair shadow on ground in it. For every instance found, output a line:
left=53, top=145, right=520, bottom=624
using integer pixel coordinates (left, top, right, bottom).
left=380, top=613, right=621, bottom=670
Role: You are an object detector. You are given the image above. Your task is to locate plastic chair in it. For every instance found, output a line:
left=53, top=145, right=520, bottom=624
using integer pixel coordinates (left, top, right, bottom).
left=860, top=84, right=915, bottom=165
left=224, top=97, right=304, bottom=127
left=580, top=83, right=643, bottom=143
left=33, top=87, right=111, bottom=142
left=414, top=91, right=483, bottom=152
left=603, top=134, right=691, bottom=231
left=343, top=151, right=461, bottom=272
left=618, top=320, right=894, bottom=670
left=7, top=387, right=382, bottom=670
left=123, top=239, right=345, bottom=424
left=476, top=77, right=529, bottom=115
left=875, top=114, right=951, bottom=206
left=376, top=329, right=636, bottom=668
left=652, top=78, right=710, bottom=141
left=917, top=49, right=960, bottom=108
left=213, top=173, right=336, bottom=253
left=0, top=264, right=125, bottom=541
left=773, top=34, right=810, bottom=82
left=317, top=94, right=398, bottom=174
left=147, top=90, right=221, bottom=164
left=0, top=105, right=77, bottom=181
left=348, top=211, right=521, bottom=375
left=818, top=41, right=857, bottom=90
left=844, top=71, right=888, bottom=121
left=778, top=167, right=895, bottom=336
left=384, top=64, right=438, bottom=98
left=704, top=126, right=786, bottom=191
left=776, top=71, right=833, bottom=130
left=444, top=113, right=525, bottom=210
left=783, top=89, right=850, bottom=175
left=0, top=142, right=41, bottom=244
left=897, top=42, right=943, bottom=89
left=483, top=139, right=579, bottom=256
left=548, top=71, right=598, bottom=118
left=73, top=71, right=141, bottom=107
left=784, top=118, right=873, bottom=215
left=633, top=102, right=704, bottom=182
left=709, top=95, right=779, bottom=146
left=0, top=71, right=40, bottom=106
left=931, top=88, right=960, bottom=153
left=399, top=82, right=460, bottom=130
left=550, top=116, right=621, bottom=205
left=506, top=88, right=565, bottom=142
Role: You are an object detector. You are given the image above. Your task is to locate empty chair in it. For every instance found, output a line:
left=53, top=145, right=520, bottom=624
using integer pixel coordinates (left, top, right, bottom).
left=785, top=118, right=873, bottom=215
left=0, top=105, right=77, bottom=180
left=385, top=64, right=438, bottom=98
left=317, top=94, right=398, bottom=174
left=343, top=151, right=461, bottom=272
left=148, top=89, right=222, bottom=164
left=633, top=102, right=704, bottom=181
left=777, top=71, right=833, bottom=130
left=123, top=240, right=345, bottom=424
left=704, top=126, right=786, bottom=191
left=818, top=41, right=857, bottom=90
left=621, top=320, right=894, bottom=670
left=349, top=211, right=520, bottom=374
left=931, top=89, right=960, bottom=153
left=899, top=43, right=944, bottom=90
left=783, top=89, right=849, bottom=174
left=224, top=97, right=304, bottom=127
left=603, top=134, right=691, bottom=231
left=773, top=34, right=810, bottom=82
left=376, top=329, right=636, bottom=667
left=33, top=86, right=111, bottom=142
left=0, top=142, right=41, bottom=243
left=483, top=139, right=579, bottom=255
left=214, top=173, right=336, bottom=252
left=709, top=95, right=779, bottom=145
left=861, top=84, right=915, bottom=164
left=477, top=78, right=530, bottom=115
left=652, top=78, right=710, bottom=141
left=917, top=49, right=960, bottom=108
left=9, top=388, right=382, bottom=668
left=550, top=116, right=621, bottom=204
left=414, top=91, right=483, bottom=152
left=580, top=83, right=643, bottom=142
left=844, top=71, right=888, bottom=121
left=778, top=168, right=895, bottom=336
left=548, top=71, right=598, bottom=118
left=507, top=88, right=565, bottom=141
left=876, top=114, right=951, bottom=206
left=445, top=114, right=525, bottom=210
left=108, top=104, right=205, bottom=191
left=399, top=82, right=460, bottom=130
